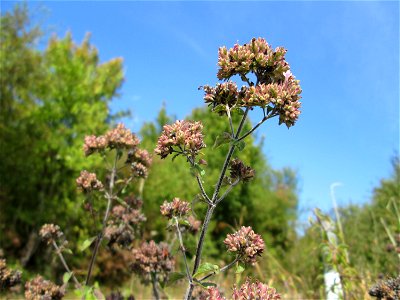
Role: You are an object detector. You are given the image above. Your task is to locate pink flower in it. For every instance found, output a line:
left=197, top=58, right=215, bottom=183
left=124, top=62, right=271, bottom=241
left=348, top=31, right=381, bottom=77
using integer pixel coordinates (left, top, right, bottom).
left=232, top=279, right=281, bottom=300
left=76, top=170, right=103, bottom=192
left=155, top=120, right=205, bottom=160
left=160, top=198, right=191, bottom=219
left=224, top=226, right=265, bottom=264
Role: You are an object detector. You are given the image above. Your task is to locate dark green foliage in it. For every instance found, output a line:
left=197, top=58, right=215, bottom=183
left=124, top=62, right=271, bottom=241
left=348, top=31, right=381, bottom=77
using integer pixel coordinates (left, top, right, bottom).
left=0, top=4, right=124, bottom=272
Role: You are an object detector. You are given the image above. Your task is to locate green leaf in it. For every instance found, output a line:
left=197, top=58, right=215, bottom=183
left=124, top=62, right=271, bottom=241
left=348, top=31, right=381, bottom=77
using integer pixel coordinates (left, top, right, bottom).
left=231, top=140, right=246, bottom=151
left=193, top=263, right=219, bottom=279
left=213, top=132, right=233, bottom=148
left=194, top=280, right=217, bottom=289
left=165, top=272, right=186, bottom=286
left=178, top=219, right=191, bottom=227
left=235, top=264, right=245, bottom=274
left=63, top=272, right=73, bottom=284
left=62, top=248, right=73, bottom=255
left=80, top=236, right=97, bottom=252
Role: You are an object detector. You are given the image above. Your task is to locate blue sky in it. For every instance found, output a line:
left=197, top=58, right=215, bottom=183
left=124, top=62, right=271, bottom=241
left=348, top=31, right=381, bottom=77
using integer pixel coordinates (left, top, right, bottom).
left=2, top=1, right=399, bottom=221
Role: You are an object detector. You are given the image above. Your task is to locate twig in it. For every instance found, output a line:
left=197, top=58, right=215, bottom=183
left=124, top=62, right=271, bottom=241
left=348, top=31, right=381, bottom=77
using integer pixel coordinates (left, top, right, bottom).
left=215, top=178, right=240, bottom=206
left=174, top=217, right=193, bottom=284
left=52, top=241, right=81, bottom=288
left=85, top=152, right=119, bottom=286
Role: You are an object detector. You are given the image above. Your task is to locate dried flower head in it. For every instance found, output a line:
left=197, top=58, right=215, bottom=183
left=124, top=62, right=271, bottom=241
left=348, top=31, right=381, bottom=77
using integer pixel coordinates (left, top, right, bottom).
left=131, top=240, right=174, bottom=284
left=217, top=38, right=289, bottom=83
left=0, top=259, right=22, bottom=291
left=39, top=224, right=63, bottom=245
left=105, top=123, right=140, bottom=150
left=232, top=279, right=281, bottom=300
left=76, top=170, right=103, bottom=193
left=160, top=198, right=191, bottom=219
left=201, top=82, right=247, bottom=115
left=229, top=159, right=255, bottom=182
left=126, top=148, right=152, bottom=179
left=105, top=203, right=146, bottom=247
left=83, top=124, right=140, bottom=156
left=155, top=120, right=205, bottom=160
left=224, top=226, right=265, bottom=264
left=83, top=135, right=108, bottom=156
left=369, top=275, right=400, bottom=300
left=186, top=215, right=202, bottom=235
left=25, top=275, right=65, bottom=300
left=124, top=195, right=143, bottom=209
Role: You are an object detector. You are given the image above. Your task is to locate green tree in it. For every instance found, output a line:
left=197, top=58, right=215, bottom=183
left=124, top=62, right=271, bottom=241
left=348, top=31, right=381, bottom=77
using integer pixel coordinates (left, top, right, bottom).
left=0, top=4, right=124, bottom=270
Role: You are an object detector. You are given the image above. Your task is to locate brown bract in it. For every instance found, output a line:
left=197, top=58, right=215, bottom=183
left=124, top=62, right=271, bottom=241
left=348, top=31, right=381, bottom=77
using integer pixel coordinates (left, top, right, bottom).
left=25, top=275, right=65, bottom=300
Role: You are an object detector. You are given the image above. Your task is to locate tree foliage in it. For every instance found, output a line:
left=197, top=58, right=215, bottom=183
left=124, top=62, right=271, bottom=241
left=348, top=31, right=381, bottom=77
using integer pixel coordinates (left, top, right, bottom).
left=0, top=4, right=124, bottom=268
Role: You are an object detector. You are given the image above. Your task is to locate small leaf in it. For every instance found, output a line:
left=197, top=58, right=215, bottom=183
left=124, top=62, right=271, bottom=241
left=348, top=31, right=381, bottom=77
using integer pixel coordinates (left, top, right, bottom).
left=194, top=280, right=217, bottom=289
left=63, top=272, right=73, bottom=284
left=166, top=272, right=186, bottom=286
left=80, top=236, right=97, bottom=252
left=193, top=263, right=219, bottom=279
left=62, top=248, right=73, bottom=255
left=178, top=219, right=191, bottom=227
left=213, top=132, right=233, bottom=148
left=235, top=264, right=245, bottom=274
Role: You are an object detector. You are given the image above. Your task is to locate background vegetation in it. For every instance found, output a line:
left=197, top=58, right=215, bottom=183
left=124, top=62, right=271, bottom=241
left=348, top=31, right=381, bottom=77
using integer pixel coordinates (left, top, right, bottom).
left=1, top=5, right=398, bottom=299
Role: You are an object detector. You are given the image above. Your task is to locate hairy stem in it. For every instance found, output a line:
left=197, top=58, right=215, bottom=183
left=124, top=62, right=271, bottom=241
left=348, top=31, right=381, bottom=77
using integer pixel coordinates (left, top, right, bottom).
left=85, top=152, right=119, bottom=286
left=151, top=273, right=160, bottom=300
left=52, top=241, right=81, bottom=288
left=174, top=217, right=192, bottom=284
left=237, top=110, right=278, bottom=142
left=185, top=107, right=249, bottom=300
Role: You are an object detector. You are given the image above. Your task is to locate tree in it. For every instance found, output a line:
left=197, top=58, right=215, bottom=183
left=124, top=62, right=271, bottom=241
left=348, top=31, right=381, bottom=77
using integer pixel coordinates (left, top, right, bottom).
left=0, top=4, right=124, bottom=270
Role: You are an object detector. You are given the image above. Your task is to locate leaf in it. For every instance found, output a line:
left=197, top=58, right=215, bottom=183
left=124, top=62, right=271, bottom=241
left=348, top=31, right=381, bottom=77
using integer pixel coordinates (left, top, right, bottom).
left=62, top=248, right=73, bottom=255
left=232, top=140, right=246, bottom=151
left=80, top=236, right=97, bottom=252
left=178, top=219, right=191, bottom=227
left=193, top=263, right=219, bottom=279
left=62, top=272, right=73, bottom=284
left=235, top=264, right=245, bottom=274
left=213, top=132, right=233, bottom=148
left=165, top=272, right=186, bottom=286
left=194, top=280, right=217, bottom=289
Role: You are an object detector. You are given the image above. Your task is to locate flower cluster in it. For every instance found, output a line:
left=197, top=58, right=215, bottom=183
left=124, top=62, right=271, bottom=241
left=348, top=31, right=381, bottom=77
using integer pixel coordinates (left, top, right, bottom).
left=24, top=275, right=65, bottom=300
left=160, top=198, right=191, bottom=219
left=105, top=202, right=146, bottom=248
left=369, top=275, right=400, bottom=300
left=83, top=123, right=140, bottom=156
left=224, top=226, right=265, bottom=264
left=76, top=170, right=103, bottom=193
left=155, top=120, right=205, bottom=160
left=131, top=240, right=174, bottom=284
left=201, top=82, right=247, bottom=114
left=127, top=149, right=152, bottom=178
left=186, top=215, right=202, bottom=234
left=0, top=259, right=22, bottom=291
left=217, top=37, right=289, bottom=82
left=229, top=159, right=255, bottom=183
left=232, top=279, right=281, bottom=300
left=205, top=287, right=225, bottom=300
left=39, top=224, right=63, bottom=245
left=243, top=72, right=302, bottom=127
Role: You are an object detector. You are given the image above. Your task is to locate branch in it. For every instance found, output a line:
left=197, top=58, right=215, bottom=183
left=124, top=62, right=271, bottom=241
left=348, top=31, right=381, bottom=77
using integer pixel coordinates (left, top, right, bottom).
left=215, top=178, right=240, bottom=205
left=52, top=241, right=81, bottom=288
left=174, top=217, right=193, bottom=284
left=237, top=110, right=278, bottom=142
left=85, top=152, right=119, bottom=286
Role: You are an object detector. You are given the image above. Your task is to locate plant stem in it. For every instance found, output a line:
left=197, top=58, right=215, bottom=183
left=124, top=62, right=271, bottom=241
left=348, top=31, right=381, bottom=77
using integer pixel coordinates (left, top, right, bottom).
left=237, top=111, right=278, bottom=142
left=52, top=241, right=81, bottom=288
left=174, top=217, right=192, bottom=284
left=185, top=107, right=249, bottom=300
left=85, top=152, right=119, bottom=286
left=151, top=273, right=160, bottom=300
